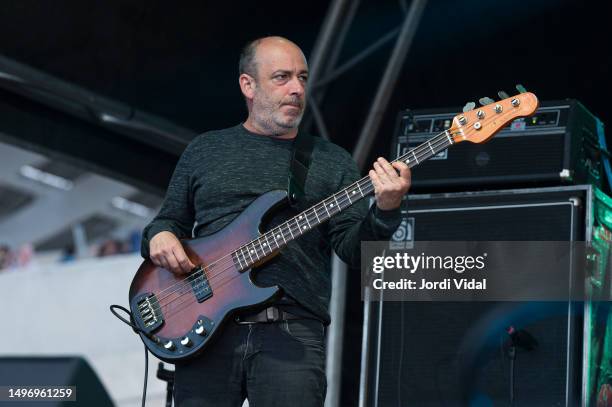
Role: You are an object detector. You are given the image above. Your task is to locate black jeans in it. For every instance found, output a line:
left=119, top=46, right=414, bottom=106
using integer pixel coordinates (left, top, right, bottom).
left=173, top=318, right=327, bottom=406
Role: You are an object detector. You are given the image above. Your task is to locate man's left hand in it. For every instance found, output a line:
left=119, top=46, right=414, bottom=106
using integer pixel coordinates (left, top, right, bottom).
left=368, top=157, right=411, bottom=211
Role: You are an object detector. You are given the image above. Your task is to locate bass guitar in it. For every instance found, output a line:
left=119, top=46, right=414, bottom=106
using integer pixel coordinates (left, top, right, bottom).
left=129, top=90, right=539, bottom=362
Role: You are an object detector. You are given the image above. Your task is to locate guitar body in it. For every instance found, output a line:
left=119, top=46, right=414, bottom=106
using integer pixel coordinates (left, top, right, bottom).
left=129, top=190, right=287, bottom=362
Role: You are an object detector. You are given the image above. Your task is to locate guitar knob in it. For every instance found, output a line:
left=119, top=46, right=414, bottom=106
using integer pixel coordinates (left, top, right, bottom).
left=181, top=336, right=193, bottom=347
left=195, top=325, right=208, bottom=336
left=494, top=104, right=503, bottom=113
left=163, top=340, right=175, bottom=351
left=458, top=116, right=468, bottom=125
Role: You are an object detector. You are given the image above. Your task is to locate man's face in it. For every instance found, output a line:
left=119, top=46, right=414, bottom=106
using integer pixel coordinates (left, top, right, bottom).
left=249, top=41, right=308, bottom=134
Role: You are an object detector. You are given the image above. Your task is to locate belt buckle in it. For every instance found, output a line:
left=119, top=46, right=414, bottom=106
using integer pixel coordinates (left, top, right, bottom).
left=266, top=306, right=280, bottom=322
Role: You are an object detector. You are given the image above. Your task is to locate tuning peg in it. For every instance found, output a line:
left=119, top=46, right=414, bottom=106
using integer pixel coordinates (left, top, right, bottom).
left=515, top=84, right=527, bottom=93
left=479, top=97, right=495, bottom=106
left=462, top=101, right=476, bottom=113
left=498, top=90, right=510, bottom=99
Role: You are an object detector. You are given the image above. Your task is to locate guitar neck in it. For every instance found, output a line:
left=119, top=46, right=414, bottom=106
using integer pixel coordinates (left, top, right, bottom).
left=231, top=130, right=454, bottom=270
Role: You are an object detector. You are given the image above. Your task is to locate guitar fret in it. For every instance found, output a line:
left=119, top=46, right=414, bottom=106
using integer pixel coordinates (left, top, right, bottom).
left=294, top=217, right=303, bottom=234
left=301, top=213, right=311, bottom=229
left=321, top=203, right=330, bottom=219
left=333, top=195, right=340, bottom=212
left=235, top=250, right=243, bottom=269
left=261, top=235, right=270, bottom=253
left=245, top=245, right=255, bottom=264
left=323, top=204, right=330, bottom=218
left=271, top=229, right=280, bottom=248
left=297, top=215, right=307, bottom=232
left=254, top=239, right=263, bottom=257
left=412, top=150, right=419, bottom=164
left=263, top=234, right=272, bottom=251
left=242, top=250, right=249, bottom=267
left=278, top=227, right=287, bottom=244
left=286, top=221, right=295, bottom=239
left=323, top=199, right=332, bottom=217
left=356, top=182, right=364, bottom=197
left=428, top=141, right=435, bottom=154
left=249, top=242, right=257, bottom=260
left=240, top=251, right=248, bottom=269
left=312, top=206, right=321, bottom=223
left=233, top=252, right=243, bottom=270
left=344, top=189, right=352, bottom=205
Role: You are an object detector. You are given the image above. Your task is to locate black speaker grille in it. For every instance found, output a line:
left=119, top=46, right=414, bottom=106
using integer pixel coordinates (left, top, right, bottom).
left=372, top=187, right=587, bottom=406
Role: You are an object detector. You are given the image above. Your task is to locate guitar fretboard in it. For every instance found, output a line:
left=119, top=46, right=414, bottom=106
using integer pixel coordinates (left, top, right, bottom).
left=230, top=129, right=455, bottom=271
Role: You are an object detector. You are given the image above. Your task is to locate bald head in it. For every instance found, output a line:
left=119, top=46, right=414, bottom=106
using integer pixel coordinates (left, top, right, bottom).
left=239, top=36, right=308, bottom=137
left=239, top=36, right=307, bottom=80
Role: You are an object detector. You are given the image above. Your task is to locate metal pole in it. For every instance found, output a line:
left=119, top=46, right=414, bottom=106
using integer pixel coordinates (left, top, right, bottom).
left=306, top=3, right=356, bottom=407
left=303, top=0, right=356, bottom=138
left=352, top=0, right=428, bottom=169
left=325, top=255, right=348, bottom=407
left=358, top=284, right=374, bottom=407
left=356, top=2, right=427, bottom=404
left=307, top=0, right=352, bottom=93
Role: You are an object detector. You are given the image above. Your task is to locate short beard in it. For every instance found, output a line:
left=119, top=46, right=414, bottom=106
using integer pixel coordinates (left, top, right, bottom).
left=251, top=91, right=304, bottom=136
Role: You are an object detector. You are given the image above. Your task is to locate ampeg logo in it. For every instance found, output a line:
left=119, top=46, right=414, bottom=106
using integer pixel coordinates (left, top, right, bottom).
left=390, top=217, right=414, bottom=249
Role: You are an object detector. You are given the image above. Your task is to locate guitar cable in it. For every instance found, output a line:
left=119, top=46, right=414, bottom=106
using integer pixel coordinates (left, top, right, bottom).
left=109, top=304, right=152, bottom=407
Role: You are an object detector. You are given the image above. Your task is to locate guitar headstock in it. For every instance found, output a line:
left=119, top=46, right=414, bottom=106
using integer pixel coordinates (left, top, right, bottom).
left=450, top=91, right=539, bottom=144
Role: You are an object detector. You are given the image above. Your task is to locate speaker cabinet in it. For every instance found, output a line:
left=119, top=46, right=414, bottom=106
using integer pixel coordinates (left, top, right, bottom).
left=360, top=185, right=591, bottom=406
left=0, top=356, right=114, bottom=407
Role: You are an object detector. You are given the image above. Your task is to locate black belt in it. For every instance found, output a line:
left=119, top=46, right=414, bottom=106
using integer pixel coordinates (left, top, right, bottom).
left=235, top=306, right=302, bottom=324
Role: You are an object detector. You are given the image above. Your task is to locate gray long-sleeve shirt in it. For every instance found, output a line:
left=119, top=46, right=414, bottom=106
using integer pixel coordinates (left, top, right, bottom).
left=141, top=124, right=401, bottom=323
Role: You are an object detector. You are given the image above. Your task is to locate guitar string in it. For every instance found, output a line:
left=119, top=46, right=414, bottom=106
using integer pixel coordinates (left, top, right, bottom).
left=144, top=130, right=457, bottom=320
left=146, top=128, right=454, bottom=308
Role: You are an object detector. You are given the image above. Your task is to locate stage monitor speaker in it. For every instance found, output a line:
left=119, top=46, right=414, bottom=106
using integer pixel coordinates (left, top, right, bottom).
left=0, top=356, right=114, bottom=407
left=361, top=185, right=591, bottom=407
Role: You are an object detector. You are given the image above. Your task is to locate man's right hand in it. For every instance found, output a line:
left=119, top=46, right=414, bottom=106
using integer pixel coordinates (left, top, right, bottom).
left=149, top=231, right=195, bottom=275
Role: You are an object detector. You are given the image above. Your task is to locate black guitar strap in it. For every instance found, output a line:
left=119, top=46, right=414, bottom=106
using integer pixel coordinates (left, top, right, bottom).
left=288, top=131, right=315, bottom=207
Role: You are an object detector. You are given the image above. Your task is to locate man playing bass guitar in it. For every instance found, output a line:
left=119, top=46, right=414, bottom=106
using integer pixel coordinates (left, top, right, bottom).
left=140, top=36, right=411, bottom=407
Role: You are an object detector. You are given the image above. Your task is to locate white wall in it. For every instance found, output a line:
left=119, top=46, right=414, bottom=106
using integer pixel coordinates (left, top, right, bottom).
left=0, top=254, right=167, bottom=406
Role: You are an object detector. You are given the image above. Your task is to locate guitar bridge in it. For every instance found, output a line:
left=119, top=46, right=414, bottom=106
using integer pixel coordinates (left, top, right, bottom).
left=191, top=265, right=213, bottom=303
left=134, top=293, right=164, bottom=333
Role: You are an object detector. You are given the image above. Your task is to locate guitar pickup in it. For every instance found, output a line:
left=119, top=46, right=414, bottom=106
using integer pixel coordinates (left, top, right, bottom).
left=191, top=266, right=213, bottom=303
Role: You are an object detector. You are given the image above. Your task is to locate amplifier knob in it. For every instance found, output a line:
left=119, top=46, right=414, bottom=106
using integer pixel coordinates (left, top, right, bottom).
left=181, top=336, right=193, bottom=347
left=511, top=98, right=520, bottom=107
left=476, top=110, right=485, bottom=119
left=163, top=340, right=175, bottom=351
left=494, top=104, right=503, bottom=113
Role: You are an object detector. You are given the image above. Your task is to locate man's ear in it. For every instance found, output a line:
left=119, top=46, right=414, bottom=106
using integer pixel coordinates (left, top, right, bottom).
left=239, top=74, right=256, bottom=99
